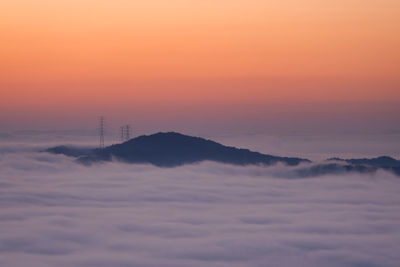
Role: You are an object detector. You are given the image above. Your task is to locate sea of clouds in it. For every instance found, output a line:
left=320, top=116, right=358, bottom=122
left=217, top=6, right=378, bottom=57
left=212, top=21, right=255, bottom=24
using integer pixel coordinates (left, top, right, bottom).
left=1, top=148, right=400, bottom=267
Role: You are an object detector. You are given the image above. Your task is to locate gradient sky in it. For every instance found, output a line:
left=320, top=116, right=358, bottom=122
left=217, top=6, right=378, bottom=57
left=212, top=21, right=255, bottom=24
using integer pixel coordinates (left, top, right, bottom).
left=0, top=0, right=399, bottom=134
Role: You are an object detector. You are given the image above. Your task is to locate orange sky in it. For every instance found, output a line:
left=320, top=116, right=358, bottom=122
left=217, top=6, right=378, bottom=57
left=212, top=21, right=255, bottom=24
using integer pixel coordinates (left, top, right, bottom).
left=0, top=0, right=399, bottom=132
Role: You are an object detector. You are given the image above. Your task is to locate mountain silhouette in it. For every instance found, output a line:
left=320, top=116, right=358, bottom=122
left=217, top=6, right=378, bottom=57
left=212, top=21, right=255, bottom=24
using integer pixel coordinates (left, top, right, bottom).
left=328, top=156, right=400, bottom=168
left=324, top=156, right=400, bottom=176
left=44, top=132, right=400, bottom=176
left=45, top=145, right=93, bottom=158
left=295, top=163, right=379, bottom=177
left=46, top=132, right=309, bottom=167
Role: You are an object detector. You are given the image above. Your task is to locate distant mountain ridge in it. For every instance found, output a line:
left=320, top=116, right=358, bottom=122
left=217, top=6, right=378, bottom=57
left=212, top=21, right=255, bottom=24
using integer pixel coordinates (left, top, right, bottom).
left=292, top=156, right=400, bottom=177
left=44, top=132, right=400, bottom=177
left=316, top=156, right=400, bottom=177
left=328, top=156, right=400, bottom=168
left=46, top=132, right=309, bottom=167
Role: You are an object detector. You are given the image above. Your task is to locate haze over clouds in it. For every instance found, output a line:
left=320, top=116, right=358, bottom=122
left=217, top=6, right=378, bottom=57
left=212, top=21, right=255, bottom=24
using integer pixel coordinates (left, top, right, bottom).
left=1, top=150, right=400, bottom=267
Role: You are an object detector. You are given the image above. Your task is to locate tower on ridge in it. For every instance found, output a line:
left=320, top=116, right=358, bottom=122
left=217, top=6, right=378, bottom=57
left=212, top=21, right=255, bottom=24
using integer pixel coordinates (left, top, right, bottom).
left=99, top=116, right=105, bottom=149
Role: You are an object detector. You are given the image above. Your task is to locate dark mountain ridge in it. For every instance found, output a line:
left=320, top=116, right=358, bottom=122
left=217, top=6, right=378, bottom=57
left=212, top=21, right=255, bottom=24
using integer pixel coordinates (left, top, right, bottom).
left=328, top=156, right=400, bottom=168
left=46, top=132, right=309, bottom=167
left=44, top=132, right=400, bottom=176
left=45, top=145, right=93, bottom=158
left=321, top=156, right=400, bottom=176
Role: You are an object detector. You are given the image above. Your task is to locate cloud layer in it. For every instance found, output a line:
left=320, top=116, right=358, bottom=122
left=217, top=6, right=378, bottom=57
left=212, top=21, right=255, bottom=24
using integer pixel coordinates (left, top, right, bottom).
left=1, top=151, right=400, bottom=267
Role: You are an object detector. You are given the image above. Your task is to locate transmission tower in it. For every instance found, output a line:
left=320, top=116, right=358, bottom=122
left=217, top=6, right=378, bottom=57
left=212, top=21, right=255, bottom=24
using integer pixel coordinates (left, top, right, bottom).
left=120, top=124, right=132, bottom=142
left=99, top=116, right=105, bottom=149
left=120, top=126, right=125, bottom=142
left=125, top=125, right=130, bottom=140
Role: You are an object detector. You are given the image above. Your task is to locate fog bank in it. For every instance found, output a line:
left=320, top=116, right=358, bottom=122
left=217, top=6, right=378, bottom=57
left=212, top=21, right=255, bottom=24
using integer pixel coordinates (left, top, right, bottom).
left=0, top=152, right=399, bottom=266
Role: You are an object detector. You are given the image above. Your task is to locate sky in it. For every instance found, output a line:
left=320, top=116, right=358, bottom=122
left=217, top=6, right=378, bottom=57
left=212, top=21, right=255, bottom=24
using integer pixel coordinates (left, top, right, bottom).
left=0, top=0, right=399, bottom=141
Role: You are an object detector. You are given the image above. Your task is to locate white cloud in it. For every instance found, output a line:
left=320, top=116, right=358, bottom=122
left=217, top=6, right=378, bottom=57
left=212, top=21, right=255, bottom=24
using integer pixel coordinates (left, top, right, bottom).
left=0, top=151, right=399, bottom=267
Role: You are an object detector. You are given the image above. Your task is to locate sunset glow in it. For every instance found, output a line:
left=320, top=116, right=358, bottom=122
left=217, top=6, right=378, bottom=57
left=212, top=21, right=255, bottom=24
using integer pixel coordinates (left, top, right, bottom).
left=0, top=0, right=399, bottom=131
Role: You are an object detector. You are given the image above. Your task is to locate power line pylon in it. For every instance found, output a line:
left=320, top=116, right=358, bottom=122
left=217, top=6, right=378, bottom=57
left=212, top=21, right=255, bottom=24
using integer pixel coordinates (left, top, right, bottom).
left=125, top=125, right=130, bottom=141
left=120, top=126, right=125, bottom=142
left=99, top=116, right=105, bottom=149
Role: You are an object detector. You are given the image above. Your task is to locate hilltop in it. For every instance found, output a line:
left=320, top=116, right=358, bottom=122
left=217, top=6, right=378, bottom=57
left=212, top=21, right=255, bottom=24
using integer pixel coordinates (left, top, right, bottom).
left=45, top=132, right=400, bottom=176
left=46, top=132, right=309, bottom=167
